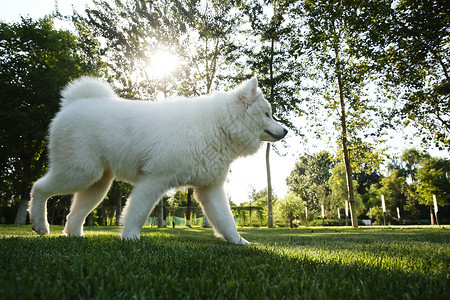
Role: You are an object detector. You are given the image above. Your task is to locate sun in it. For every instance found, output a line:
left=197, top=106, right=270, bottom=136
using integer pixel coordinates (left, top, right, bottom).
left=146, top=50, right=180, bottom=79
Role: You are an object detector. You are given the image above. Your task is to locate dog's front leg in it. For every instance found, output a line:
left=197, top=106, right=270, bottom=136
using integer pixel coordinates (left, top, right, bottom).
left=195, top=185, right=249, bottom=245
left=120, top=178, right=166, bottom=240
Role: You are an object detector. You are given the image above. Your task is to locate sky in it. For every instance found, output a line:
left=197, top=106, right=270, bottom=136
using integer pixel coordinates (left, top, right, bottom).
left=1, top=0, right=447, bottom=205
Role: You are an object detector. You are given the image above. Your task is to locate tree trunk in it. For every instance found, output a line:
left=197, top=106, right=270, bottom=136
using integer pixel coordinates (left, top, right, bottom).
left=202, top=216, right=210, bottom=228
left=266, top=143, right=274, bottom=228
left=163, top=202, right=168, bottom=227
left=14, top=197, right=29, bottom=225
left=115, top=191, right=122, bottom=226
left=265, top=35, right=276, bottom=229
left=342, top=137, right=358, bottom=228
left=158, top=198, right=164, bottom=228
left=186, top=188, right=193, bottom=227
left=14, top=188, right=31, bottom=225
left=87, top=213, right=93, bottom=226
left=336, top=58, right=358, bottom=228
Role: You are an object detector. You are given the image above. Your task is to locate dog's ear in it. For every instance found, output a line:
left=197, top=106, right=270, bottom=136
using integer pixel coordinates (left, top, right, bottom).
left=237, top=77, right=259, bottom=108
left=247, top=77, right=258, bottom=94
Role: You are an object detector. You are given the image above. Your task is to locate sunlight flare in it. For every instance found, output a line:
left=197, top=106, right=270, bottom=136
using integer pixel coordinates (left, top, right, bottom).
left=146, top=50, right=180, bottom=79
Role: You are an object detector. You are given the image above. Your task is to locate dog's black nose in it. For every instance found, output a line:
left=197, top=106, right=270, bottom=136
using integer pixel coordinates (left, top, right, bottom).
left=282, top=128, right=288, bottom=138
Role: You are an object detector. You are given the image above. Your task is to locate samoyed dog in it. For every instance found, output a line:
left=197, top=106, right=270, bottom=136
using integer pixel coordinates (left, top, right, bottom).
left=29, top=77, right=287, bottom=244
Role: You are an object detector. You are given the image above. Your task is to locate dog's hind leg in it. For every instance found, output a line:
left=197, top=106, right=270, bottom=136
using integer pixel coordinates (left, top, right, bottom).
left=30, top=161, right=106, bottom=236
left=195, top=185, right=249, bottom=245
left=29, top=174, right=55, bottom=235
left=30, top=169, right=92, bottom=235
left=64, top=168, right=114, bottom=237
left=120, top=177, right=167, bottom=240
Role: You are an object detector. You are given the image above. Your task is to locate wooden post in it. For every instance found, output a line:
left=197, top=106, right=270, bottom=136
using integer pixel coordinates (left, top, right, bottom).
left=338, top=208, right=341, bottom=226
left=433, top=195, right=439, bottom=226
left=381, top=195, right=387, bottom=226
left=321, top=205, right=325, bottom=226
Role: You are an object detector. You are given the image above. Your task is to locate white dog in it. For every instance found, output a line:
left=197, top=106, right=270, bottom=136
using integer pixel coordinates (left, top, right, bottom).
left=29, top=77, right=287, bottom=244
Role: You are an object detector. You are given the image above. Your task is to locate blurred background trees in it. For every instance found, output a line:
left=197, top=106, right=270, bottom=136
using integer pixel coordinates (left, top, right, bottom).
left=0, top=17, right=105, bottom=224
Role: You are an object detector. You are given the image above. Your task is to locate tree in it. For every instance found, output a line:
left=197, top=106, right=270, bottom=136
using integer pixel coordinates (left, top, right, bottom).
left=415, top=157, right=450, bottom=223
left=299, top=0, right=388, bottom=227
left=274, top=191, right=305, bottom=228
left=400, top=148, right=431, bottom=182
left=378, top=170, right=410, bottom=222
left=0, top=17, right=104, bottom=224
left=176, top=0, right=241, bottom=94
left=104, top=181, right=132, bottom=226
left=328, top=161, right=361, bottom=217
left=249, top=187, right=268, bottom=203
left=238, top=0, right=303, bottom=228
left=286, top=151, right=335, bottom=213
left=73, top=0, right=155, bottom=98
left=356, top=0, right=449, bottom=150
left=76, top=0, right=241, bottom=97
left=384, top=149, right=432, bottom=220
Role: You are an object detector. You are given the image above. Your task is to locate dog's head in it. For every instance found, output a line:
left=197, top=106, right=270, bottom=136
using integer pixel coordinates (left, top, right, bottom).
left=236, top=77, right=288, bottom=143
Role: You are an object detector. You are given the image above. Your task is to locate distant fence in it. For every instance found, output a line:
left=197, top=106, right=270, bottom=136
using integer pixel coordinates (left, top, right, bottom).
left=145, top=206, right=265, bottom=227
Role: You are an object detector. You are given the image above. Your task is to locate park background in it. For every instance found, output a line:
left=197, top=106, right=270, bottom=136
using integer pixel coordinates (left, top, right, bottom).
left=0, top=0, right=448, bottom=227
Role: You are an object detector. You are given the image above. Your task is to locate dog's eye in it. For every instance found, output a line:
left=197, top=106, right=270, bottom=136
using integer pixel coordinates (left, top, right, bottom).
left=265, top=112, right=270, bottom=118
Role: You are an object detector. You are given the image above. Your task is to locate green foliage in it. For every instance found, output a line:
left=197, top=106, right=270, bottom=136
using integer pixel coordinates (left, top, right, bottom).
left=76, top=0, right=240, bottom=98
left=357, top=0, right=450, bottom=150
left=365, top=168, right=422, bottom=222
left=368, top=205, right=386, bottom=225
left=364, top=151, right=449, bottom=222
left=231, top=0, right=304, bottom=133
left=328, top=161, right=362, bottom=214
left=287, top=148, right=447, bottom=223
left=401, top=149, right=431, bottom=181
left=0, top=17, right=104, bottom=222
left=235, top=188, right=272, bottom=227
left=232, top=206, right=266, bottom=227
left=169, top=189, right=200, bottom=207
left=300, top=0, right=390, bottom=227
left=286, top=151, right=335, bottom=212
left=415, top=157, right=450, bottom=206
left=378, top=170, right=409, bottom=217
left=274, top=191, right=306, bottom=227
left=76, top=0, right=174, bottom=98
left=247, top=187, right=270, bottom=205
left=300, top=0, right=388, bottom=158
left=1, top=226, right=449, bottom=299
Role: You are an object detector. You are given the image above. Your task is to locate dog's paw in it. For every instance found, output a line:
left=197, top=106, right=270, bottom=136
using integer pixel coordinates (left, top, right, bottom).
left=238, top=236, right=250, bottom=245
left=229, top=235, right=250, bottom=245
left=120, top=231, right=141, bottom=241
left=32, top=223, right=50, bottom=236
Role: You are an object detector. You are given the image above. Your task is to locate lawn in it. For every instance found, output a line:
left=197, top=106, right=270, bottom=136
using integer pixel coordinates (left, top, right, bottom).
left=0, top=225, right=448, bottom=299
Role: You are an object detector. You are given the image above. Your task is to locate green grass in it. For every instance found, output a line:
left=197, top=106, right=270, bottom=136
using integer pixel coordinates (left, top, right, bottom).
left=1, top=225, right=449, bottom=299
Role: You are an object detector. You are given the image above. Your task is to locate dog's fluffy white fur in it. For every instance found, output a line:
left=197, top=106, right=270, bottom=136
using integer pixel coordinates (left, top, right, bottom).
left=29, top=77, right=287, bottom=244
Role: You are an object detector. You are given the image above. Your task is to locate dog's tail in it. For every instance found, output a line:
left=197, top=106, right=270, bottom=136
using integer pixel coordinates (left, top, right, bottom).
left=60, top=76, right=117, bottom=108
